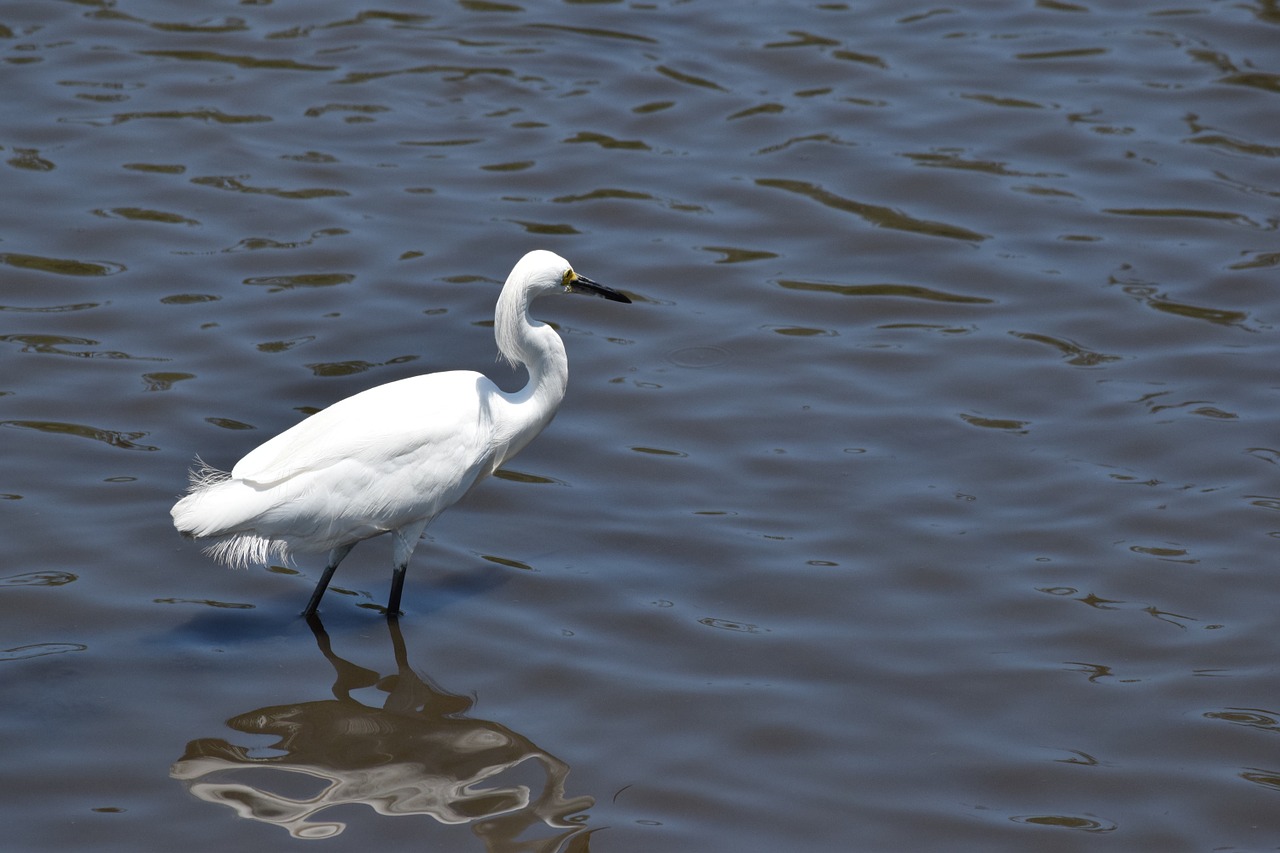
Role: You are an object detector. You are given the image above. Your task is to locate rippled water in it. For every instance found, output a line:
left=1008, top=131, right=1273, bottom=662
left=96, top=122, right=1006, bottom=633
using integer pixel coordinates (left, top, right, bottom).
left=4, top=1, right=1280, bottom=850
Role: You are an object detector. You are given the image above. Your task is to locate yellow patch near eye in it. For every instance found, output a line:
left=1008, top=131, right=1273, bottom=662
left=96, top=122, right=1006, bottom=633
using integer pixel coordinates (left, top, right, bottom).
left=561, top=269, right=576, bottom=290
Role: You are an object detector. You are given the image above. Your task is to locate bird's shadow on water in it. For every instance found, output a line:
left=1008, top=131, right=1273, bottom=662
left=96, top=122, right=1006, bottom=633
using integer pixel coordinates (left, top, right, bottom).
left=170, top=562, right=509, bottom=647
left=168, top=612, right=597, bottom=847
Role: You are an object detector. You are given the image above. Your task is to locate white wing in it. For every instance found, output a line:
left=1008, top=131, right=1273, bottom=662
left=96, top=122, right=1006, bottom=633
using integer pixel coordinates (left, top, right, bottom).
left=232, top=371, right=498, bottom=487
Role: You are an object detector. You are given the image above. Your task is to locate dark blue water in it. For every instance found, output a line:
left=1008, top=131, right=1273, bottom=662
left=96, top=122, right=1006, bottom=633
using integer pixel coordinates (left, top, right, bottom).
left=3, top=2, right=1280, bottom=850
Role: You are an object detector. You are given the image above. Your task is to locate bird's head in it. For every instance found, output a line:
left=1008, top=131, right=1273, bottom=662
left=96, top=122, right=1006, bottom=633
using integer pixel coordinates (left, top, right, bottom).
left=512, top=250, right=631, bottom=303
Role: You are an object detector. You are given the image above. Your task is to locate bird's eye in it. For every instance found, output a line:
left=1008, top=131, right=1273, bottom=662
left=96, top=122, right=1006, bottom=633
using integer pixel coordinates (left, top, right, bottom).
left=561, top=269, right=576, bottom=289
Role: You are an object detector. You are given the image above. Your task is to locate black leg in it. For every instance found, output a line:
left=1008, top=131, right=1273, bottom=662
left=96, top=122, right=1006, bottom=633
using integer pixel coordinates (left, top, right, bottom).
left=302, top=542, right=354, bottom=617
left=386, top=521, right=427, bottom=618
left=386, top=562, right=407, bottom=617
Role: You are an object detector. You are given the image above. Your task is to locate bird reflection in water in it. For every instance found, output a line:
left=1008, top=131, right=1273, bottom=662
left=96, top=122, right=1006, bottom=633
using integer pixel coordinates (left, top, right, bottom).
left=171, top=616, right=594, bottom=848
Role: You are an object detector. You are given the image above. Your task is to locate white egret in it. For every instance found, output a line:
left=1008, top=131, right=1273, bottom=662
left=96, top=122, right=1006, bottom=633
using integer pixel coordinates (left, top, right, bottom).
left=171, top=250, right=630, bottom=616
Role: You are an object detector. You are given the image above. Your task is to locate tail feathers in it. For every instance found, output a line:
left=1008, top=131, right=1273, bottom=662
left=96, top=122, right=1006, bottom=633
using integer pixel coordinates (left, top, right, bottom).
left=172, top=458, right=294, bottom=568
left=203, top=533, right=292, bottom=570
left=185, top=456, right=229, bottom=492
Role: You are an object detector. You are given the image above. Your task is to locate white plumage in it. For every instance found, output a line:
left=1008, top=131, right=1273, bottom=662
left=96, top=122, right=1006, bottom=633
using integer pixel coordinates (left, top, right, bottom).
left=171, top=250, right=630, bottom=616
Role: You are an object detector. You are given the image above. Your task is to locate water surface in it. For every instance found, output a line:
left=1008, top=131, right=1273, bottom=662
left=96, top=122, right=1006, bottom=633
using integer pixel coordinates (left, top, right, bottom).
left=3, top=2, right=1280, bottom=850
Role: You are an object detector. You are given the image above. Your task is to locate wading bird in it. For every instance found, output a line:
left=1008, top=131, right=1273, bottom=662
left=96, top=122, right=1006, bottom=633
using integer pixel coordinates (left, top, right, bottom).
left=172, top=250, right=630, bottom=617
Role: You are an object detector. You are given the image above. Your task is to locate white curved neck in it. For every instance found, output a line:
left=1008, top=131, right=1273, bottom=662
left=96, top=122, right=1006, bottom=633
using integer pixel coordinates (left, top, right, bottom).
left=490, top=283, right=569, bottom=464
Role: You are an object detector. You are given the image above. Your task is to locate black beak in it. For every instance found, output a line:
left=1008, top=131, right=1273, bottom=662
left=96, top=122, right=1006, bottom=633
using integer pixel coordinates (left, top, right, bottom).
left=569, top=274, right=631, bottom=304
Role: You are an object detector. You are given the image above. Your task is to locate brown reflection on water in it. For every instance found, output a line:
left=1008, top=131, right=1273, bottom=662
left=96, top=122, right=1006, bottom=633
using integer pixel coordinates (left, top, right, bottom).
left=171, top=617, right=593, bottom=847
